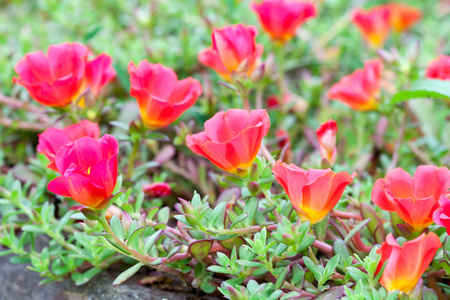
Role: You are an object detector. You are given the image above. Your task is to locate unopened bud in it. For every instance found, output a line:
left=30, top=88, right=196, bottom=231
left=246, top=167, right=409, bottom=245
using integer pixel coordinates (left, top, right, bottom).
left=282, top=233, right=295, bottom=246
left=249, top=163, right=260, bottom=182
left=247, top=181, right=261, bottom=196
left=105, top=205, right=123, bottom=222
left=377, top=48, right=395, bottom=64
left=179, top=198, right=196, bottom=215
left=250, top=63, right=265, bottom=83
left=143, top=182, right=171, bottom=198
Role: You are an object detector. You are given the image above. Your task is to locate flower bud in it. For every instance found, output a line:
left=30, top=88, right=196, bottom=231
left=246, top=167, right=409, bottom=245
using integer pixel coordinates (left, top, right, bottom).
left=122, top=212, right=132, bottom=232
left=179, top=198, right=196, bottom=215
left=143, top=182, right=171, bottom=198
left=105, top=205, right=123, bottom=222
left=282, top=233, right=295, bottom=245
left=247, top=181, right=261, bottom=196
left=249, top=163, right=260, bottom=182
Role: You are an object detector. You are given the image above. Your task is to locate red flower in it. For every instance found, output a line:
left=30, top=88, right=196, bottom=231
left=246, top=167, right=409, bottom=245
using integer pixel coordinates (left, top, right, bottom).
left=426, top=55, right=450, bottom=80
left=85, top=53, right=116, bottom=96
left=388, top=3, right=421, bottom=33
left=376, top=233, right=441, bottom=293
left=371, top=165, right=450, bottom=231
left=251, top=0, right=316, bottom=43
left=198, top=24, right=264, bottom=81
left=272, top=161, right=356, bottom=224
left=47, top=134, right=119, bottom=209
left=186, top=109, right=270, bottom=177
left=37, top=120, right=100, bottom=172
left=353, top=6, right=391, bottom=48
left=433, top=195, right=450, bottom=234
left=316, top=120, right=337, bottom=165
left=128, top=61, right=202, bottom=129
left=143, top=182, right=171, bottom=198
left=328, top=59, right=382, bottom=111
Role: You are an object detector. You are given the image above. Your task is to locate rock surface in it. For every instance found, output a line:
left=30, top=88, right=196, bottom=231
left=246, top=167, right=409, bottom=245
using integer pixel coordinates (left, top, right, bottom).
left=0, top=249, right=221, bottom=300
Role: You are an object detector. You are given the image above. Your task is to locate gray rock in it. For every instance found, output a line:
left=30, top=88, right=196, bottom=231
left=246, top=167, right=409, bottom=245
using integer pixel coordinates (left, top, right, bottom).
left=0, top=250, right=221, bottom=300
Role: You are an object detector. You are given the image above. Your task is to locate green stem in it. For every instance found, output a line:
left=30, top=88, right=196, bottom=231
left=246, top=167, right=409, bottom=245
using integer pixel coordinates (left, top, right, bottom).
left=126, top=138, right=140, bottom=180
left=274, top=44, right=287, bottom=98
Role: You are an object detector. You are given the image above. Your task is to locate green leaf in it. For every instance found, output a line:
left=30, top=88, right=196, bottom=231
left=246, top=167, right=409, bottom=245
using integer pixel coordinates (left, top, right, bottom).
left=275, top=266, right=289, bottom=289
left=209, top=201, right=227, bottom=228
left=243, top=197, right=258, bottom=227
left=230, top=213, right=249, bottom=230
left=70, top=212, right=87, bottom=220
left=157, top=207, right=170, bottom=224
left=235, top=260, right=265, bottom=268
left=188, top=239, right=213, bottom=260
left=303, top=256, right=321, bottom=279
left=71, top=268, right=103, bottom=286
left=112, top=263, right=144, bottom=285
left=110, top=215, right=124, bottom=241
left=144, top=131, right=170, bottom=141
left=127, top=227, right=144, bottom=247
left=333, top=239, right=350, bottom=267
left=143, top=230, right=162, bottom=254
left=291, top=263, right=305, bottom=285
left=131, top=161, right=159, bottom=181
left=391, top=79, right=450, bottom=103
left=344, top=218, right=371, bottom=244
left=222, top=176, right=246, bottom=187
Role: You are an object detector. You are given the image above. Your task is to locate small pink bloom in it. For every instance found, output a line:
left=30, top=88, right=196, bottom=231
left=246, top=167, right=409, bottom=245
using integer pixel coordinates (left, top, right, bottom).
left=85, top=53, right=116, bottom=96
left=328, top=59, right=382, bottom=111
left=187, top=109, right=270, bottom=177
left=128, top=60, right=202, bottom=129
left=47, top=134, right=119, bottom=209
left=316, top=119, right=338, bottom=165
left=37, top=120, right=100, bottom=172
left=426, top=55, right=450, bottom=80
left=433, top=195, right=450, bottom=234
left=251, top=0, right=316, bottom=43
left=352, top=6, right=391, bottom=48
left=198, top=24, right=264, bottom=81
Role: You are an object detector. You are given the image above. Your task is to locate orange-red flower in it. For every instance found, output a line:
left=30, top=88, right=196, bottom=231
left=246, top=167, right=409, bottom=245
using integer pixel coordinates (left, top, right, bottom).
left=376, top=233, right=441, bottom=293
left=13, top=42, right=89, bottom=107
left=250, top=0, right=316, bottom=43
left=388, top=3, right=421, bottom=33
left=85, top=53, right=116, bottom=96
left=272, top=161, right=356, bottom=224
left=371, top=166, right=450, bottom=231
left=426, top=55, right=450, bottom=80
left=433, top=195, right=450, bottom=234
left=327, top=59, right=382, bottom=111
left=128, top=60, right=202, bottom=129
left=37, top=120, right=100, bottom=172
left=353, top=6, right=391, bottom=48
left=186, top=109, right=270, bottom=177
left=198, top=24, right=264, bottom=81
left=47, top=134, right=119, bottom=209
left=316, top=119, right=337, bottom=165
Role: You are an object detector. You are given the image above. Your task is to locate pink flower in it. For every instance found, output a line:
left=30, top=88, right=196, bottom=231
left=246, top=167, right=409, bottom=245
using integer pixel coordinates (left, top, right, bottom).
left=433, top=195, right=450, bottom=234
left=128, top=61, right=202, bottom=129
left=13, top=42, right=89, bottom=107
left=251, top=0, right=316, bottom=43
left=316, top=119, right=338, bottom=165
left=37, top=120, right=100, bottom=172
left=85, top=53, right=116, bottom=96
left=198, top=24, right=264, bottom=81
left=47, top=134, right=119, bottom=209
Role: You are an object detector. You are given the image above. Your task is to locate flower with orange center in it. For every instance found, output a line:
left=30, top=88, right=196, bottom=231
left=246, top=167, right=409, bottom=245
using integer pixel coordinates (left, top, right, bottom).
left=371, top=165, right=450, bottom=231
left=186, top=109, right=270, bottom=177
left=388, top=3, right=421, bottom=33
left=327, top=59, right=382, bottom=111
left=426, top=55, right=450, bottom=80
left=376, top=233, right=441, bottom=293
left=316, top=119, right=337, bottom=166
left=272, top=161, right=356, bottom=224
left=128, top=60, right=203, bottom=129
left=352, top=6, right=391, bottom=48
left=47, top=134, right=119, bottom=209
left=250, top=0, right=316, bottom=44
left=198, top=24, right=264, bottom=81
left=13, top=42, right=89, bottom=107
